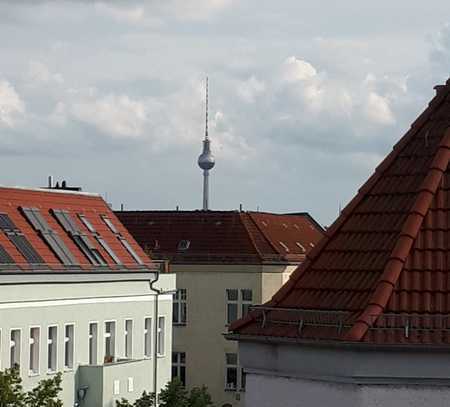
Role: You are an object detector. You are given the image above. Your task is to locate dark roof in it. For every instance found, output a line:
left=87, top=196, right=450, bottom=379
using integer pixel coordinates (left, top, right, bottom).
left=230, top=79, right=450, bottom=345
left=0, top=186, right=154, bottom=272
left=116, top=210, right=324, bottom=265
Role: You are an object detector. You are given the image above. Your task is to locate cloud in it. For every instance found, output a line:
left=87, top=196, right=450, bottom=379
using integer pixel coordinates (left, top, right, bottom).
left=94, top=3, right=145, bottom=23
left=26, top=61, right=64, bottom=86
left=71, top=94, right=147, bottom=138
left=281, top=57, right=317, bottom=83
left=0, top=80, right=25, bottom=128
left=237, top=76, right=265, bottom=103
left=364, top=91, right=395, bottom=125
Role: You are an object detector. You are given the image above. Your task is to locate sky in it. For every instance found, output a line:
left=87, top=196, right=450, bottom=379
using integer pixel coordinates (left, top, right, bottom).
left=0, top=1, right=449, bottom=226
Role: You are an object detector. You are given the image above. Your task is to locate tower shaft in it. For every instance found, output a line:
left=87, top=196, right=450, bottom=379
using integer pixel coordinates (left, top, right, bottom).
left=203, top=170, right=209, bottom=211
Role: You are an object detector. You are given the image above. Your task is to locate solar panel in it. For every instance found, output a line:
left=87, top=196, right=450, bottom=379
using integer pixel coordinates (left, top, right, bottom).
left=21, top=207, right=76, bottom=265
left=8, top=233, right=44, bottom=264
left=53, top=210, right=106, bottom=265
left=0, top=213, right=17, bottom=231
left=0, top=244, right=14, bottom=264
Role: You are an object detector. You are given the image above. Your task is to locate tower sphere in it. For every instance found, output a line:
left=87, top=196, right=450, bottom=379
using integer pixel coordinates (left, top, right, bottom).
left=198, top=145, right=215, bottom=170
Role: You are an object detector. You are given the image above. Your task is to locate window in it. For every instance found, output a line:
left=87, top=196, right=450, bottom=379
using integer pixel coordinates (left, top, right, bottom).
left=177, top=240, right=190, bottom=251
left=296, top=242, right=306, bottom=253
left=78, top=214, right=96, bottom=233
left=89, top=323, right=98, bottom=365
left=0, top=213, right=43, bottom=264
left=125, top=320, right=133, bottom=359
left=173, top=289, right=187, bottom=325
left=104, top=321, right=116, bottom=362
left=172, top=352, right=186, bottom=386
left=241, top=289, right=253, bottom=317
left=52, top=209, right=106, bottom=265
left=226, top=289, right=253, bottom=324
left=29, top=327, right=40, bottom=375
left=144, top=318, right=152, bottom=358
left=47, top=326, right=57, bottom=372
left=225, top=353, right=238, bottom=391
left=226, top=289, right=238, bottom=324
left=157, top=317, right=165, bottom=356
left=10, top=329, right=21, bottom=369
left=21, top=207, right=76, bottom=265
left=64, top=324, right=74, bottom=369
left=101, top=215, right=143, bottom=264
left=279, top=241, right=289, bottom=252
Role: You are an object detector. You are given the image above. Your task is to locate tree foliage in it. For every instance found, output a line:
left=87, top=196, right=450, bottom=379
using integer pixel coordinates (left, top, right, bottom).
left=0, top=368, right=63, bottom=407
left=118, top=379, right=214, bottom=407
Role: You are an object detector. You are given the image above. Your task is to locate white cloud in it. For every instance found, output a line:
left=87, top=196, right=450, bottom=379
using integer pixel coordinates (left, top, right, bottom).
left=72, top=94, right=147, bottom=138
left=95, top=3, right=145, bottom=24
left=281, top=57, right=317, bottom=83
left=364, top=91, right=395, bottom=125
left=237, top=76, right=265, bottom=103
left=0, top=80, right=25, bottom=128
left=26, top=61, right=64, bottom=86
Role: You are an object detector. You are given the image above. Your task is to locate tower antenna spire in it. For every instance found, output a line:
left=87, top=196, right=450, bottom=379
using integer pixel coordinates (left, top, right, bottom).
left=205, top=76, right=209, bottom=140
left=198, top=76, right=215, bottom=210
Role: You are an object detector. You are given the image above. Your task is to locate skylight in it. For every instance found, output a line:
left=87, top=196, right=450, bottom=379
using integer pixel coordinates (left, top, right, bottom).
left=296, top=242, right=306, bottom=253
left=279, top=241, right=289, bottom=252
left=177, top=240, right=190, bottom=251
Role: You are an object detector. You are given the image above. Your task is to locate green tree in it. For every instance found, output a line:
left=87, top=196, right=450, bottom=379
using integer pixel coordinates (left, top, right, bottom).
left=187, top=386, right=214, bottom=407
left=0, top=367, right=25, bottom=407
left=116, top=398, right=134, bottom=407
left=25, top=372, right=63, bottom=407
left=0, top=368, right=63, bottom=407
left=158, top=378, right=188, bottom=407
left=135, top=391, right=155, bottom=407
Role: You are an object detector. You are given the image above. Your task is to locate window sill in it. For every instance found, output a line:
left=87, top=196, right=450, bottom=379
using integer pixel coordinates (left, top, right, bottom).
left=173, top=322, right=187, bottom=327
left=28, top=372, right=40, bottom=377
left=224, top=387, right=238, bottom=392
left=47, top=370, right=57, bottom=375
left=157, top=354, right=165, bottom=358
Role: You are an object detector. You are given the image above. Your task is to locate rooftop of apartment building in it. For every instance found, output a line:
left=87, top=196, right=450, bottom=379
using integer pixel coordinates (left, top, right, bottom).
left=0, top=183, right=156, bottom=273
left=116, top=210, right=324, bottom=265
left=229, top=79, right=450, bottom=346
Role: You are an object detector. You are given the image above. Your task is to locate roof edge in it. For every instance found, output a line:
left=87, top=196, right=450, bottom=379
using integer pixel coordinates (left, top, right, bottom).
left=346, top=127, right=450, bottom=341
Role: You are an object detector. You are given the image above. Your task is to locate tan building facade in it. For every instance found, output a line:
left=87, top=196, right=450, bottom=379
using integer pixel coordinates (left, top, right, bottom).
left=118, top=210, right=324, bottom=407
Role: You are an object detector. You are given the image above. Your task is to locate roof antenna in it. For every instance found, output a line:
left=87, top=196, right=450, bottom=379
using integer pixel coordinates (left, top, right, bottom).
left=339, top=201, right=342, bottom=215
left=424, top=130, right=429, bottom=147
left=198, top=77, right=215, bottom=211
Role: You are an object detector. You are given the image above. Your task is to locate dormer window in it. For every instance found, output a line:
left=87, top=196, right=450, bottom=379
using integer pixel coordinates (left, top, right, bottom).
left=177, top=240, right=190, bottom=251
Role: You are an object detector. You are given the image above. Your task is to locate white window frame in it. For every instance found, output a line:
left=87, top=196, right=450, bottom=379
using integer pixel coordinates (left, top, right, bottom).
left=29, top=326, right=41, bottom=376
left=241, top=289, right=253, bottom=318
left=47, top=325, right=58, bottom=374
left=64, top=323, right=75, bottom=370
left=0, top=328, right=2, bottom=370
left=157, top=316, right=165, bottom=357
left=226, top=289, right=239, bottom=325
left=10, top=328, right=22, bottom=370
left=124, top=319, right=133, bottom=359
left=143, top=317, right=152, bottom=359
left=89, top=321, right=98, bottom=365
left=172, top=351, right=186, bottom=386
left=225, top=352, right=238, bottom=391
left=173, top=288, right=187, bottom=325
left=104, top=320, right=116, bottom=363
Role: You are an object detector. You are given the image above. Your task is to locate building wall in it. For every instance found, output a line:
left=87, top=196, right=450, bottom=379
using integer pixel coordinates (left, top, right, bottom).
left=0, top=272, right=175, bottom=407
left=245, top=374, right=450, bottom=407
left=172, top=263, right=295, bottom=407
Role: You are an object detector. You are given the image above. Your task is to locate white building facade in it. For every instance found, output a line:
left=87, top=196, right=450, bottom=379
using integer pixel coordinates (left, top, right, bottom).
left=0, top=186, right=176, bottom=406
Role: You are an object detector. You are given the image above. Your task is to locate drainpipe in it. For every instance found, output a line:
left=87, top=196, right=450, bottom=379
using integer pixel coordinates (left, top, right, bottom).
left=149, top=268, right=162, bottom=405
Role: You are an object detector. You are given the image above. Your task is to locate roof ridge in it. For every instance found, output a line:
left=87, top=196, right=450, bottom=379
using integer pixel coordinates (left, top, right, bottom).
left=239, top=212, right=265, bottom=261
left=345, top=127, right=450, bottom=341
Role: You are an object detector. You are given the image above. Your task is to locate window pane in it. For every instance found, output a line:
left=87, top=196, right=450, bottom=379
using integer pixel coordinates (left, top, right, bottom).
left=226, top=353, right=237, bottom=365
left=29, top=327, right=40, bottom=374
left=227, top=303, right=238, bottom=324
left=144, top=318, right=151, bottom=357
left=226, top=367, right=237, bottom=389
left=104, top=321, right=115, bottom=362
left=10, top=329, right=21, bottom=369
left=242, top=303, right=251, bottom=317
left=157, top=317, right=165, bottom=356
left=173, top=302, right=179, bottom=324
left=48, top=326, right=57, bottom=372
left=241, top=289, right=252, bottom=302
left=226, top=289, right=238, bottom=301
left=125, top=320, right=133, bottom=359
left=64, top=324, right=74, bottom=369
left=89, top=323, right=98, bottom=365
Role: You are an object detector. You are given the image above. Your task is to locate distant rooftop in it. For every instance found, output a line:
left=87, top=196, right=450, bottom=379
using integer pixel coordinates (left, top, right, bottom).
left=116, top=210, right=324, bottom=265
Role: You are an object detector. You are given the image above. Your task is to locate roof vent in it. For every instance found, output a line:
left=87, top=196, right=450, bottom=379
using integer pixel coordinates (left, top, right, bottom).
left=261, top=221, right=268, bottom=227
left=310, top=242, right=315, bottom=248
left=282, top=223, right=288, bottom=229
left=293, top=224, right=300, bottom=230
left=177, top=240, right=190, bottom=251
left=279, top=241, right=289, bottom=252
left=296, top=242, right=306, bottom=253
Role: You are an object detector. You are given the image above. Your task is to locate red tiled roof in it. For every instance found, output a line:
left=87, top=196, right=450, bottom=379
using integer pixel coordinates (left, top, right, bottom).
left=116, top=210, right=324, bottom=264
left=0, top=187, right=152, bottom=271
left=230, top=79, right=450, bottom=345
